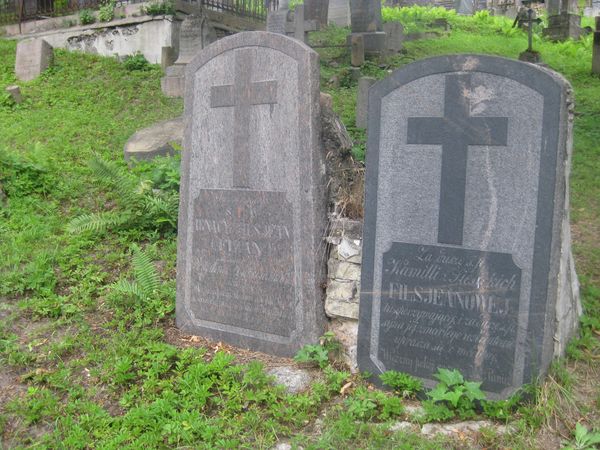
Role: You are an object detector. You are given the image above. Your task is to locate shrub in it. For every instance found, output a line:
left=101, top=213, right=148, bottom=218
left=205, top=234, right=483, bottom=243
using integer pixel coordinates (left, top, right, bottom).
left=143, top=0, right=175, bottom=16
left=123, top=53, right=151, bottom=71
left=79, top=9, right=95, bottom=25
left=98, top=0, right=115, bottom=22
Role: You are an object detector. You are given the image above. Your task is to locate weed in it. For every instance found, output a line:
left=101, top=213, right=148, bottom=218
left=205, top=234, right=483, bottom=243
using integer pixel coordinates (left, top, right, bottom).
left=123, top=53, right=151, bottom=71
left=562, top=423, right=600, bottom=450
left=142, top=0, right=175, bottom=16
left=98, top=0, right=115, bottom=22
left=67, top=157, right=178, bottom=235
left=425, top=368, right=486, bottom=420
left=380, top=370, right=423, bottom=398
left=79, top=9, right=95, bottom=25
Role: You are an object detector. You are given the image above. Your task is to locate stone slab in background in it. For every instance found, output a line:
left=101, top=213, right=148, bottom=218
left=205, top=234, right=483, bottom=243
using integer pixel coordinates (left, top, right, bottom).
left=123, top=117, right=182, bottom=161
left=356, top=76, right=376, bottom=129
left=15, top=38, right=53, bottom=81
left=357, top=55, right=580, bottom=399
left=161, top=13, right=217, bottom=98
left=5, top=85, right=22, bottom=104
left=176, top=32, right=327, bottom=357
left=328, top=0, right=350, bottom=27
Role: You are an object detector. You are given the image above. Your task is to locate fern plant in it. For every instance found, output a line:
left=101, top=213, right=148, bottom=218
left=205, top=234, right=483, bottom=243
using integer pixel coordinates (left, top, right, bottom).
left=67, top=157, right=178, bottom=235
left=110, top=244, right=159, bottom=302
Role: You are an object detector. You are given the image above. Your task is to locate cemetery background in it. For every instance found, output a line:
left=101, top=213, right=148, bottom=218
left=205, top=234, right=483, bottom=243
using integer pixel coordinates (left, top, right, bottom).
left=0, top=4, right=600, bottom=448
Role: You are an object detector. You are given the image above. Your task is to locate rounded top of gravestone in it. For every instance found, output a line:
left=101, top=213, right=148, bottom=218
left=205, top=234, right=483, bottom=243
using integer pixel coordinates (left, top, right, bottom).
left=370, top=54, right=570, bottom=98
left=184, top=31, right=318, bottom=88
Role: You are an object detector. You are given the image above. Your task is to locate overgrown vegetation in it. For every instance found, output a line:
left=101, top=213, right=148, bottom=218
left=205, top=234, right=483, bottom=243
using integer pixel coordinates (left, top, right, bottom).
left=0, top=5, right=599, bottom=447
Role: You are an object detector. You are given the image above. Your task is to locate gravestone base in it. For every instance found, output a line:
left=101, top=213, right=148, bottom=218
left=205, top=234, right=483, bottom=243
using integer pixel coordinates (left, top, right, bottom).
left=347, top=32, right=387, bottom=55
left=518, top=50, right=542, bottom=64
left=161, top=64, right=185, bottom=98
left=543, top=13, right=581, bottom=41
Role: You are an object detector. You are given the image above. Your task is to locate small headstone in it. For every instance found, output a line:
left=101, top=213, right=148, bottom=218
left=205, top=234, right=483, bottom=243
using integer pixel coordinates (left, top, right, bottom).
left=351, top=34, right=365, bottom=67
left=329, top=0, right=350, bottom=27
left=357, top=55, right=580, bottom=399
left=593, top=17, right=600, bottom=75
left=348, top=0, right=386, bottom=54
left=305, top=0, right=329, bottom=26
left=267, top=0, right=290, bottom=34
left=455, top=0, right=475, bottom=15
left=176, top=32, right=328, bottom=356
left=161, top=46, right=176, bottom=70
left=5, top=85, right=22, bottom=104
left=268, top=2, right=318, bottom=44
left=124, top=117, right=182, bottom=161
left=383, top=21, right=404, bottom=53
left=15, top=38, right=53, bottom=82
left=356, top=76, right=376, bottom=129
left=161, top=13, right=217, bottom=98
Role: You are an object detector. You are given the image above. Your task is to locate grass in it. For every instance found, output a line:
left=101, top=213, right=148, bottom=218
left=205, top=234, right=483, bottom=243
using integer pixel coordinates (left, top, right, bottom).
left=0, top=5, right=599, bottom=448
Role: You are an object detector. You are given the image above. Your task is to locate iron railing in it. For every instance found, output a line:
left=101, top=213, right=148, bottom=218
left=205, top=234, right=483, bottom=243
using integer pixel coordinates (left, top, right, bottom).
left=0, top=0, right=266, bottom=26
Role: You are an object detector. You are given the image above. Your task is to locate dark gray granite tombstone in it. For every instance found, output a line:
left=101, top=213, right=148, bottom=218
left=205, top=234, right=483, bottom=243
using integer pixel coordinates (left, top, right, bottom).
left=348, top=0, right=386, bottom=54
left=176, top=32, right=327, bottom=357
left=357, top=55, right=581, bottom=399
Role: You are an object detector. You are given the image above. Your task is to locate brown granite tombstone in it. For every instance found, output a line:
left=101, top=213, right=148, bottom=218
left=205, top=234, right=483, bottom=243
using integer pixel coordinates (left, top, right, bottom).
left=176, top=32, right=328, bottom=356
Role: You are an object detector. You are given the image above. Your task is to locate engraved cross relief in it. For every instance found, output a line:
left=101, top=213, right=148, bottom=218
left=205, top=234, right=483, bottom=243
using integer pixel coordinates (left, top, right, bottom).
left=210, top=49, right=278, bottom=189
left=407, top=74, right=509, bottom=246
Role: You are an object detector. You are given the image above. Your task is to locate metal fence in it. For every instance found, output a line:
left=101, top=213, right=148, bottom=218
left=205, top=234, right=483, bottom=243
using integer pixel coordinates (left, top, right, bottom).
left=202, top=0, right=266, bottom=20
left=0, top=0, right=266, bottom=26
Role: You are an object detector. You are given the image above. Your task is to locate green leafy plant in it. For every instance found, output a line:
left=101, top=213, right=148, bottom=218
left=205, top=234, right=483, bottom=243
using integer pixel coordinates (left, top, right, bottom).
left=294, top=343, right=330, bottom=368
left=425, top=368, right=486, bottom=420
left=380, top=370, right=423, bottom=398
left=98, top=0, right=115, bottom=22
left=110, top=244, right=159, bottom=303
left=123, top=53, right=151, bottom=71
left=53, top=0, right=68, bottom=13
left=79, top=9, right=95, bottom=25
left=67, top=157, right=179, bottom=235
left=562, top=423, right=600, bottom=450
left=294, top=332, right=343, bottom=368
left=142, top=0, right=175, bottom=16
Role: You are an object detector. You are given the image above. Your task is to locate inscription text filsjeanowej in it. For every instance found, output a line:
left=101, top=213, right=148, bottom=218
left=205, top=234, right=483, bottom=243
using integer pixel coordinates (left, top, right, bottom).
left=190, top=189, right=295, bottom=337
left=379, top=243, right=522, bottom=392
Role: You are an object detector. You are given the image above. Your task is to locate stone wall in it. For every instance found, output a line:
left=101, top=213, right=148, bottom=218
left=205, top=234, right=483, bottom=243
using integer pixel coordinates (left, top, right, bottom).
left=325, top=217, right=363, bottom=372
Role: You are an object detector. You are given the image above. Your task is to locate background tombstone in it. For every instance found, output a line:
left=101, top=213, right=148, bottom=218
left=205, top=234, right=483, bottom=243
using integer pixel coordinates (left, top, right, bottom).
left=305, top=0, right=329, bottom=26
left=357, top=55, right=581, bottom=399
left=348, top=0, right=386, bottom=54
left=544, top=0, right=581, bottom=40
left=267, top=0, right=290, bottom=34
left=329, top=0, right=350, bottom=27
left=592, top=17, right=600, bottom=75
left=176, top=32, right=328, bottom=356
left=15, top=38, right=53, bottom=82
left=356, top=76, right=376, bottom=128
left=383, top=21, right=404, bottom=53
left=161, top=13, right=217, bottom=98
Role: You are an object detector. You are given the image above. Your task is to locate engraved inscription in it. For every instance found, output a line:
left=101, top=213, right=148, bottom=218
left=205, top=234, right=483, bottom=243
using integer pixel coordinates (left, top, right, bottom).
left=190, top=189, right=295, bottom=337
left=378, top=243, right=521, bottom=393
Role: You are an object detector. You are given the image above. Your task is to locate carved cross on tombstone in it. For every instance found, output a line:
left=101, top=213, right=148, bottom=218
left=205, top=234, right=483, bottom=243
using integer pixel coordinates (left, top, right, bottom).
left=407, top=74, right=509, bottom=246
left=210, top=49, right=278, bottom=189
left=285, top=5, right=319, bottom=43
